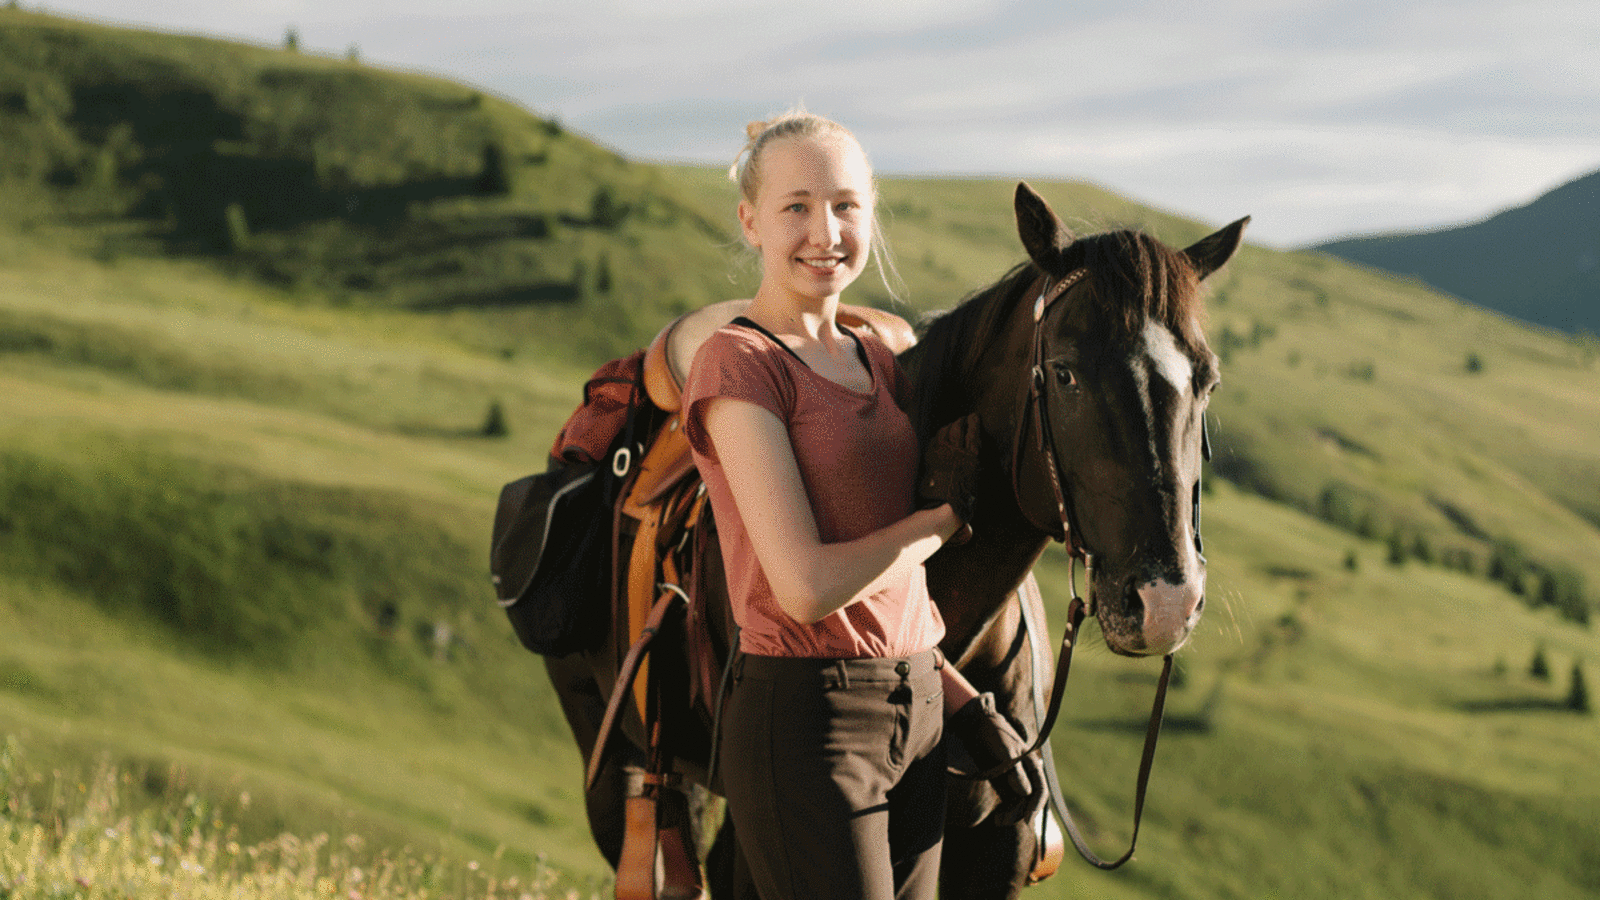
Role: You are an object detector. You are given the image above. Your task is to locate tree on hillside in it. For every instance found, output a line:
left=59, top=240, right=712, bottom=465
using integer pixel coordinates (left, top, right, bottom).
left=284, top=27, right=300, bottom=52
left=1568, top=662, right=1590, bottom=713
left=477, top=143, right=511, bottom=195
left=1386, top=530, right=1407, bottom=566
left=481, top=400, right=508, bottom=438
left=1529, top=644, right=1551, bottom=681
left=591, top=186, right=629, bottom=228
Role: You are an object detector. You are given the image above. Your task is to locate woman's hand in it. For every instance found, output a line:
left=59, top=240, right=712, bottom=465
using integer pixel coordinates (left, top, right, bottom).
left=917, top=413, right=983, bottom=545
left=949, top=691, right=1046, bottom=827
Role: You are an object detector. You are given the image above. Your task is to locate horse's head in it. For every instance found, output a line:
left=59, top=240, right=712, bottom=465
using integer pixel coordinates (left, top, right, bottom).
left=1011, top=183, right=1247, bottom=657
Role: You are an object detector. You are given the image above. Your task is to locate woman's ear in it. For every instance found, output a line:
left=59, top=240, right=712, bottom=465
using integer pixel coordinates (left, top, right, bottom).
left=737, top=199, right=760, bottom=248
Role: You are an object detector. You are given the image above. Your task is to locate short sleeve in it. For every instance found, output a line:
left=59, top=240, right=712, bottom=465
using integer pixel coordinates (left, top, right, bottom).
left=682, top=328, right=796, bottom=462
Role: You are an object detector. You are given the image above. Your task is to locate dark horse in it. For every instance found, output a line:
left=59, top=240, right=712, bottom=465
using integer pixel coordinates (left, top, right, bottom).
left=543, top=183, right=1247, bottom=898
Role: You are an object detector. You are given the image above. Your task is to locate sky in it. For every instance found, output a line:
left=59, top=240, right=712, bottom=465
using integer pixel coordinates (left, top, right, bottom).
left=30, top=0, right=1600, bottom=247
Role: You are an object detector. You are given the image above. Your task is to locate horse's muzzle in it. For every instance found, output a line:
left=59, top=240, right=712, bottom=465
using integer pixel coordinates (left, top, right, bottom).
left=1111, top=573, right=1204, bottom=657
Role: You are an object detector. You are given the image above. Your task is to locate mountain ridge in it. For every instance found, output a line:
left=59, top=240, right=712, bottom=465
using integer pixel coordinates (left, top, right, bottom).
left=1312, top=168, right=1600, bottom=335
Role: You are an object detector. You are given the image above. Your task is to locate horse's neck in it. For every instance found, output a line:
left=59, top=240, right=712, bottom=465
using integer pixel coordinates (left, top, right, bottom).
left=908, top=284, right=1053, bottom=654
left=925, top=494, right=1050, bottom=658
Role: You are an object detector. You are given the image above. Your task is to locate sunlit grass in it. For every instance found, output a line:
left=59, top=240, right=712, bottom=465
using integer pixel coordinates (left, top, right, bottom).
left=0, top=739, right=596, bottom=900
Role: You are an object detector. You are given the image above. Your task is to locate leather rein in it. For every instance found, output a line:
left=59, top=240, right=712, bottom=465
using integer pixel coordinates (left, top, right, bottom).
left=967, top=268, right=1186, bottom=870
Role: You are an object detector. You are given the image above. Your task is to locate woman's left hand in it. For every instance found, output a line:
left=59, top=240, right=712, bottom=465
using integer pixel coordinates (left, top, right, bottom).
left=950, top=691, right=1047, bottom=826
left=917, top=412, right=983, bottom=544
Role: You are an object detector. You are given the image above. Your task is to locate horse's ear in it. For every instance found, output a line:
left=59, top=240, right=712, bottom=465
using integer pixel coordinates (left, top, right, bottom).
left=1182, top=216, right=1251, bottom=280
left=1015, top=182, right=1074, bottom=271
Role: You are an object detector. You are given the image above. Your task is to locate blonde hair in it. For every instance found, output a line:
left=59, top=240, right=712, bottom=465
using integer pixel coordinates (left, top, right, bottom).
left=729, top=109, right=902, bottom=301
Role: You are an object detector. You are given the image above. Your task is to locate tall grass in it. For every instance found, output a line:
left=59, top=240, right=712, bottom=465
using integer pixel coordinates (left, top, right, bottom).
left=0, top=739, right=596, bottom=899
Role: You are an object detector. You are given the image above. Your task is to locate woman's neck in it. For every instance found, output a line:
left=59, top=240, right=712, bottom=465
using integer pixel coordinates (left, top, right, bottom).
left=743, top=291, right=842, bottom=344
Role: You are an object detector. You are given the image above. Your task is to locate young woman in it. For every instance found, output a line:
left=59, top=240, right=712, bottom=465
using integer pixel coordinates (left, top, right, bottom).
left=682, top=112, right=1039, bottom=900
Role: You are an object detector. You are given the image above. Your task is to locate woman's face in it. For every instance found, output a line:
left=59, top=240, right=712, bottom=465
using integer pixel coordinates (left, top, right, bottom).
left=739, top=135, right=875, bottom=305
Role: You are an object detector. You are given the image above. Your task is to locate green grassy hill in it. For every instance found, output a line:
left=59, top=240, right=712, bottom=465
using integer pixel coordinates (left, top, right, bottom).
left=3, top=9, right=1598, bottom=900
left=1311, top=169, right=1600, bottom=336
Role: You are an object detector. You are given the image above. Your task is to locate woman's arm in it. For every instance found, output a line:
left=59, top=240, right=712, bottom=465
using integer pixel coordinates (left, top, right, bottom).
left=701, top=395, right=963, bottom=625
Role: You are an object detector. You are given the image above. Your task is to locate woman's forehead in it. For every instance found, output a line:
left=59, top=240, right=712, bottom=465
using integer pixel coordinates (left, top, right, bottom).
left=760, top=135, right=874, bottom=197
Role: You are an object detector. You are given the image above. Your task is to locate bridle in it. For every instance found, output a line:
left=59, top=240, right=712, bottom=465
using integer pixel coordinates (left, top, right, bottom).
left=972, top=267, right=1206, bottom=870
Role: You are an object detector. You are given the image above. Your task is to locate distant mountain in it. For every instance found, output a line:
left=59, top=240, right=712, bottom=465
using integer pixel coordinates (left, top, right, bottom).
left=1311, top=169, right=1600, bottom=335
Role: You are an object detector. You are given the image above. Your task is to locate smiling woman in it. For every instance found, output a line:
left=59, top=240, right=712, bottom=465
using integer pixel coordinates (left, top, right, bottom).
left=679, top=110, right=1041, bottom=900
left=730, top=112, right=901, bottom=304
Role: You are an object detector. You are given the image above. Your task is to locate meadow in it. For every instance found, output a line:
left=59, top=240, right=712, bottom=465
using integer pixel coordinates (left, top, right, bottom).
left=2, top=8, right=1599, bottom=899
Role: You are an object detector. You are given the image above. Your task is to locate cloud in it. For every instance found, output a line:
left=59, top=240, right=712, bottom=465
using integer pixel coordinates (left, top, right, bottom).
left=36, top=0, right=1600, bottom=245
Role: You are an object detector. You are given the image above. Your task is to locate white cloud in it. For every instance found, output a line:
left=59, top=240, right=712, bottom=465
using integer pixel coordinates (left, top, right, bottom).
left=30, top=0, right=1600, bottom=245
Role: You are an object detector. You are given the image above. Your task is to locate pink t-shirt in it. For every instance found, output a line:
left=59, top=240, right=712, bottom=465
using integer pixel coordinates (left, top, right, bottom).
left=682, top=320, right=946, bottom=659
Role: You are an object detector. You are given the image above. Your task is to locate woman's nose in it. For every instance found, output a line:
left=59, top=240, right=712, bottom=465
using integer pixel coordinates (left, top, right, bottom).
left=812, top=208, right=841, bottom=246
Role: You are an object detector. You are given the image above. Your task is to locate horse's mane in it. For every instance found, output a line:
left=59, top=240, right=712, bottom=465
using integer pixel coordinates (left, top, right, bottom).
left=909, top=229, right=1206, bottom=438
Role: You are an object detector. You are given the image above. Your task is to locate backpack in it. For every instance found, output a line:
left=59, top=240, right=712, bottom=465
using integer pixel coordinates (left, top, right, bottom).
left=490, top=350, right=651, bottom=655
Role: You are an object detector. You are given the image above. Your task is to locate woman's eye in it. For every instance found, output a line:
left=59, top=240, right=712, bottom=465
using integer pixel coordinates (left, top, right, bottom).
left=786, top=203, right=806, bottom=213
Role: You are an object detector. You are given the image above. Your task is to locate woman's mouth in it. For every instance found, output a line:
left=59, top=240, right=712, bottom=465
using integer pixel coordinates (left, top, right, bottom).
left=800, top=256, right=846, bottom=271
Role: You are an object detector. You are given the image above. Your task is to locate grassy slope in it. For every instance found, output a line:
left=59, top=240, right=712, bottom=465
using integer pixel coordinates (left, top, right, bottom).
left=0, top=225, right=611, bottom=887
left=4, top=225, right=1595, bottom=899
left=2, top=9, right=1598, bottom=899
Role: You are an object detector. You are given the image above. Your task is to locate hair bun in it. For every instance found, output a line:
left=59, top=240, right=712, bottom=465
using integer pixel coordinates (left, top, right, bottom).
left=744, top=120, right=770, bottom=143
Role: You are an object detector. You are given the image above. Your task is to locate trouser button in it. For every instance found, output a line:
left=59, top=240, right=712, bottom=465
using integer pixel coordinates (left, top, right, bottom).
left=895, top=660, right=910, bottom=677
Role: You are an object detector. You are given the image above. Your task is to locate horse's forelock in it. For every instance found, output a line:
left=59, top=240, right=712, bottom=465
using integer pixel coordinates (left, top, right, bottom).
left=1073, top=231, right=1208, bottom=355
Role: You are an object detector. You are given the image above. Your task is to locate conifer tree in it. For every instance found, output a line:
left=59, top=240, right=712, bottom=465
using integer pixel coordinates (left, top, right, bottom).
left=1529, top=644, right=1550, bottom=681
left=1568, top=663, right=1590, bottom=713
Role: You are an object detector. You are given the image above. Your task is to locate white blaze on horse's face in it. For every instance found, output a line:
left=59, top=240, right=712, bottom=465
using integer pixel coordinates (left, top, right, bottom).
left=1132, top=321, right=1205, bottom=656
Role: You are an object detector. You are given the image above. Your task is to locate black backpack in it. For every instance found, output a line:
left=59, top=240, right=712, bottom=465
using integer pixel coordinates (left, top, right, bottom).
left=490, top=350, right=652, bottom=655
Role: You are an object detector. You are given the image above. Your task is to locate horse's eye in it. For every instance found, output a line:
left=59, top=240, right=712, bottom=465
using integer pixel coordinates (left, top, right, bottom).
left=1051, top=361, right=1077, bottom=388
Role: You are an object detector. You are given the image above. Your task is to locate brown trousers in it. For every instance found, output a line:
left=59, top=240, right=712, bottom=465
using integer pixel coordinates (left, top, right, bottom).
left=719, top=649, right=947, bottom=900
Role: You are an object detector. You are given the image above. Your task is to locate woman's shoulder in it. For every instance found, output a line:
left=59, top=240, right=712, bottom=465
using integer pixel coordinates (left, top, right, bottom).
left=694, top=318, right=783, bottom=369
left=684, top=318, right=796, bottom=403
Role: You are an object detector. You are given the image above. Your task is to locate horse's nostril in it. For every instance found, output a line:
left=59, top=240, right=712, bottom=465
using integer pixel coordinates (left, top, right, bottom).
left=1124, top=581, right=1145, bottom=624
left=1194, top=597, right=1205, bottom=617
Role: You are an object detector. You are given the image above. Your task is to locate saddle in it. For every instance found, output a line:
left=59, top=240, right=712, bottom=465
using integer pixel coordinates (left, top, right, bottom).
left=594, top=300, right=915, bottom=900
